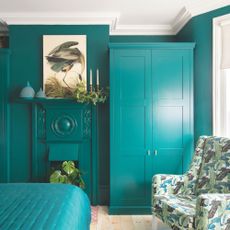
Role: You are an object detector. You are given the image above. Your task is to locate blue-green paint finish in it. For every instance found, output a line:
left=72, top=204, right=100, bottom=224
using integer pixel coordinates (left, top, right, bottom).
left=16, top=99, right=93, bottom=200
left=110, top=35, right=176, bottom=43
left=0, top=49, right=10, bottom=183
left=8, top=25, right=110, bottom=204
left=48, top=144, right=79, bottom=161
left=109, top=43, right=194, bottom=214
left=110, top=48, right=152, bottom=212
left=152, top=49, right=194, bottom=174
left=2, top=22, right=201, bottom=205
left=109, top=42, right=195, bottom=49
left=3, top=24, right=180, bottom=204
left=176, top=6, right=230, bottom=141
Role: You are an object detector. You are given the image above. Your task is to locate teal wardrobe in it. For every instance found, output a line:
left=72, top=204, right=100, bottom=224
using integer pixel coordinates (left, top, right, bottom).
left=109, top=43, right=195, bottom=214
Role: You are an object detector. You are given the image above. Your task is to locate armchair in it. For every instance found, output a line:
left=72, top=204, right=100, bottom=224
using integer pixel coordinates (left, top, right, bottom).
left=152, top=136, right=230, bottom=230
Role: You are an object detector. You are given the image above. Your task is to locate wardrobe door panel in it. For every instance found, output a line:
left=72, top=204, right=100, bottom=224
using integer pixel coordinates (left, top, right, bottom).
left=110, top=49, right=152, bottom=213
left=157, top=56, right=183, bottom=100
left=111, top=156, right=150, bottom=206
left=152, top=50, right=193, bottom=175
left=158, top=106, right=183, bottom=147
left=120, top=106, right=145, bottom=151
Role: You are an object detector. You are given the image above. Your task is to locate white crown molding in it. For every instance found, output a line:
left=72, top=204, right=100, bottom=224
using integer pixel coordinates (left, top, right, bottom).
left=171, top=7, right=192, bottom=34
left=0, top=1, right=229, bottom=35
left=0, top=12, right=119, bottom=29
left=110, top=24, right=173, bottom=35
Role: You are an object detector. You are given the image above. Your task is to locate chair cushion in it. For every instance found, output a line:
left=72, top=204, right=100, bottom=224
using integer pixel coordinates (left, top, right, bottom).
left=153, top=194, right=196, bottom=229
left=195, top=136, right=230, bottom=195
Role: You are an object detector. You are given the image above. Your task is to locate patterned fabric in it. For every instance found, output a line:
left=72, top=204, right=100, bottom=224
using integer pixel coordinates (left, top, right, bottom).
left=195, top=194, right=230, bottom=230
left=153, top=194, right=196, bottom=229
left=196, top=136, right=230, bottom=195
left=152, top=136, right=230, bottom=230
left=152, top=136, right=207, bottom=197
left=184, top=136, right=207, bottom=195
left=152, top=174, right=185, bottom=195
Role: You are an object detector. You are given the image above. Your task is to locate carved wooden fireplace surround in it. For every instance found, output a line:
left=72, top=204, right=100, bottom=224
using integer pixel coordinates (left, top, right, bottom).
left=16, top=98, right=98, bottom=204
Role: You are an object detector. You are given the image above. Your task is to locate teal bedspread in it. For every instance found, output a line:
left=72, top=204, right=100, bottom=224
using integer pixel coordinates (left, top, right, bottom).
left=0, top=183, right=91, bottom=230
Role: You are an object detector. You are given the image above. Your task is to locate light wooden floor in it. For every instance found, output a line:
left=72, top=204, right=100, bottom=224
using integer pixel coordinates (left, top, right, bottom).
left=90, top=206, right=171, bottom=230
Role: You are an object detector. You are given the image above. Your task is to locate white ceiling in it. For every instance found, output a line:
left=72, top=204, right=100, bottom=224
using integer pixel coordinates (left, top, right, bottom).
left=0, top=0, right=229, bottom=35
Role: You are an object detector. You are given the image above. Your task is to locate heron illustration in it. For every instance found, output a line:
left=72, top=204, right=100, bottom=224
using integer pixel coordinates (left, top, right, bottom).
left=46, top=41, right=85, bottom=88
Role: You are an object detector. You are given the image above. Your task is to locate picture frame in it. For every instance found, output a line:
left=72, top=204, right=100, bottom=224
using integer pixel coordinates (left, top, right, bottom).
left=43, top=35, right=87, bottom=97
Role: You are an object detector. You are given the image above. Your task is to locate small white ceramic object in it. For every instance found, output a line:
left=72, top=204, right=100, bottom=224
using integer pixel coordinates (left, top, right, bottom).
left=36, top=88, right=46, bottom=98
left=20, top=81, right=35, bottom=99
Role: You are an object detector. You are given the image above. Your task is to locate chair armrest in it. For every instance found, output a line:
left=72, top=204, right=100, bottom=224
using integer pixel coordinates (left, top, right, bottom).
left=152, top=174, right=185, bottom=195
left=195, top=193, right=230, bottom=230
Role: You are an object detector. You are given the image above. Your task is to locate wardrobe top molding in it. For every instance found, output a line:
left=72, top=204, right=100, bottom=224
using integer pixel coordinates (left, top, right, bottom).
left=109, top=42, right=196, bottom=49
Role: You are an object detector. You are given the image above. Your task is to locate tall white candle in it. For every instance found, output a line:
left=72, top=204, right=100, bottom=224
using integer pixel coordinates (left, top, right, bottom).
left=90, top=69, right=92, bottom=85
left=96, top=69, right=99, bottom=86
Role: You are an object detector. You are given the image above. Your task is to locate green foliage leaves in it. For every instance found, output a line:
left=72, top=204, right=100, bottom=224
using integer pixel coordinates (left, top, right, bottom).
left=45, top=78, right=108, bottom=105
left=50, top=170, right=68, bottom=183
left=73, top=81, right=108, bottom=105
left=50, top=161, right=85, bottom=189
left=62, top=161, right=75, bottom=175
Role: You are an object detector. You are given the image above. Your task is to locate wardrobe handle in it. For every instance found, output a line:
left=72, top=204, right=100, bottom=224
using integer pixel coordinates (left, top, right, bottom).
left=147, top=150, right=151, bottom=156
left=154, top=150, right=158, bottom=156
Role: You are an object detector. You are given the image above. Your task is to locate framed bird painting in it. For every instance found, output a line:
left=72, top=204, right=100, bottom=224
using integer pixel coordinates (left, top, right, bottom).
left=43, top=35, right=87, bottom=97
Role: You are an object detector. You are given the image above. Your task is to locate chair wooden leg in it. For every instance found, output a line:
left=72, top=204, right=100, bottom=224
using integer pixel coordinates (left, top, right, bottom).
left=152, top=215, right=158, bottom=230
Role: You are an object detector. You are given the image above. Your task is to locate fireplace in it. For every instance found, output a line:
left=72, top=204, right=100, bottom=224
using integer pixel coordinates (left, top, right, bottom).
left=16, top=99, right=97, bottom=203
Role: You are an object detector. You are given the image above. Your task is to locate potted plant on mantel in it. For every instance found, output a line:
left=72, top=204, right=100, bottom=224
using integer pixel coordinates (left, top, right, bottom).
left=49, top=161, right=85, bottom=189
left=45, top=79, right=109, bottom=105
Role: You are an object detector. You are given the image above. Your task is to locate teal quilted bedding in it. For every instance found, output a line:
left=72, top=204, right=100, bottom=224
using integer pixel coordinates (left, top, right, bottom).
left=0, top=183, right=91, bottom=230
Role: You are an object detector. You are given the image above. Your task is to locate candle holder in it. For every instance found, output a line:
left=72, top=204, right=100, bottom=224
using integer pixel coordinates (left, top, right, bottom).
left=96, top=84, right=100, bottom=92
left=89, top=84, right=93, bottom=92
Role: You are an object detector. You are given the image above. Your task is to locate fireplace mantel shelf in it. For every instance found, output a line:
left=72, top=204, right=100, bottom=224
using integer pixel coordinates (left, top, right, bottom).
left=14, top=97, right=90, bottom=105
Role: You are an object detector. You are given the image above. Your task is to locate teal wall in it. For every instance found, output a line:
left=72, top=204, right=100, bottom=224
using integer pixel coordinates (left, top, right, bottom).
left=176, top=6, right=230, bottom=141
left=110, top=35, right=176, bottom=42
left=9, top=25, right=110, bottom=203
left=7, top=25, right=173, bottom=204
left=6, top=6, right=230, bottom=203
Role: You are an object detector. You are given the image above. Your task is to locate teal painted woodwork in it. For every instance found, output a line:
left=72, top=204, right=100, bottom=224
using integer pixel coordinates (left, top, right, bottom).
left=49, top=144, right=79, bottom=161
left=0, top=49, right=10, bottom=183
left=15, top=99, right=94, bottom=201
left=8, top=25, right=110, bottom=205
left=110, top=35, right=176, bottom=43
left=4, top=21, right=218, bottom=207
left=176, top=6, right=230, bottom=141
left=110, top=48, right=152, bottom=213
left=152, top=49, right=194, bottom=175
left=109, top=43, right=194, bottom=214
left=2, top=24, right=178, bottom=205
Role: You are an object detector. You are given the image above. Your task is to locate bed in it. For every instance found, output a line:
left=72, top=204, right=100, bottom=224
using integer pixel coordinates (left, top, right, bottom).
left=0, top=183, right=91, bottom=230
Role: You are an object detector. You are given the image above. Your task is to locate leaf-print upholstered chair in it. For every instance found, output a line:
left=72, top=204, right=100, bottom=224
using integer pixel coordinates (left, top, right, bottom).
left=152, top=136, right=230, bottom=230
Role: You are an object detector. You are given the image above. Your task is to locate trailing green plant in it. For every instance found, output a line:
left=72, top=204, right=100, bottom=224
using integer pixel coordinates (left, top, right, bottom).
left=45, top=77, right=109, bottom=105
left=49, top=161, right=85, bottom=189
left=73, top=81, right=108, bottom=105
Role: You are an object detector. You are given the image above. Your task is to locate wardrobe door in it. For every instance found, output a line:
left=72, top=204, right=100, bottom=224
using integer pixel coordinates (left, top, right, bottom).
left=110, top=49, right=152, bottom=214
left=152, top=49, right=194, bottom=175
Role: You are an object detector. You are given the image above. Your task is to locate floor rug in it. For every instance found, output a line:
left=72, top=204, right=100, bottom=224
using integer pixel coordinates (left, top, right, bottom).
left=91, top=206, right=99, bottom=224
